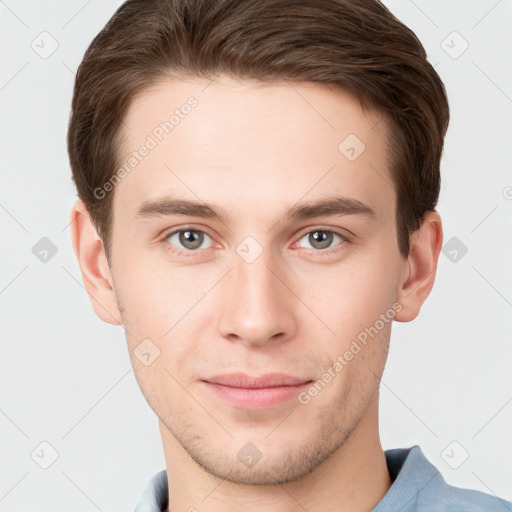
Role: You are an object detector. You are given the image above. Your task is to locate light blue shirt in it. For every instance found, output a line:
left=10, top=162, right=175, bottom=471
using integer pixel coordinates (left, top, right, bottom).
left=134, top=444, right=511, bottom=511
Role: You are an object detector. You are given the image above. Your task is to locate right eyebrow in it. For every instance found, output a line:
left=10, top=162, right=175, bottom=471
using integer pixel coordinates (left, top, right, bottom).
left=135, top=196, right=232, bottom=222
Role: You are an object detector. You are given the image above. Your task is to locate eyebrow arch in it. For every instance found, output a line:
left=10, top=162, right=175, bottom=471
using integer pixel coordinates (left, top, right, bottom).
left=135, top=195, right=376, bottom=224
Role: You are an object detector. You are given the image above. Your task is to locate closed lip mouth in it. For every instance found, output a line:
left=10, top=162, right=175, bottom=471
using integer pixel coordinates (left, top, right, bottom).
left=202, top=373, right=313, bottom=389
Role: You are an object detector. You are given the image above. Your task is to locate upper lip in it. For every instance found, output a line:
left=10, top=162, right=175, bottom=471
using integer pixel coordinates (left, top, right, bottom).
left=204, top=373, right=312, bottom=389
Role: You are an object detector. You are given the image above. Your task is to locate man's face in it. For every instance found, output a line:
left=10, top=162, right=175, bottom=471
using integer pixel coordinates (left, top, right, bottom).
left=109, top=75, right=406, bottom=484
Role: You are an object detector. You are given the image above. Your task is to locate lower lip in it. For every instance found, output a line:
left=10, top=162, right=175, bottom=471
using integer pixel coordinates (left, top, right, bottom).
left=203, top=381, right=312, bottom=409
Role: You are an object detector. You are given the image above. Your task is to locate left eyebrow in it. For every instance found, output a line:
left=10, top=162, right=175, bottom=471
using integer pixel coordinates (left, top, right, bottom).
left=134, top=195, right=376, bottom=224
left=283, top=196, right=376, bottom=223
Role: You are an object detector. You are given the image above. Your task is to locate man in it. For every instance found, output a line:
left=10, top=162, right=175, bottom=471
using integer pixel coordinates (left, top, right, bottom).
left=67, top=0, right=511, bottom=511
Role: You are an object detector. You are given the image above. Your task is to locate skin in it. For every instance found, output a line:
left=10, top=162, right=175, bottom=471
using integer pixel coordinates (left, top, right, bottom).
left=70, top=74, right=443, bottom=512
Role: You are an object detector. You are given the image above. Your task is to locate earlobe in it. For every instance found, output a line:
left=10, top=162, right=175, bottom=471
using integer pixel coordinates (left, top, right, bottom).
left=69, top=199, right=123, bottom=325
left=394, top=210, right=443, bottom=323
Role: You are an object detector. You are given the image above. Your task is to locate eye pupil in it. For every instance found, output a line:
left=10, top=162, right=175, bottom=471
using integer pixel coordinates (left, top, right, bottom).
left=309, top=231, right=333, bottom=249
left=179, top=230, right=203, bottom=249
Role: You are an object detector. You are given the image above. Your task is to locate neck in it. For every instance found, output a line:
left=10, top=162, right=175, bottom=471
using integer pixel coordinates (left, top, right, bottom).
left=160, top=399, right=392, bottom=512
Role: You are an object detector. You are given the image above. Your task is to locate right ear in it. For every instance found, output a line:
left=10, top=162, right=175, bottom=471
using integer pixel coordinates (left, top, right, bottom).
left=69, top=199, right=123, bottom=325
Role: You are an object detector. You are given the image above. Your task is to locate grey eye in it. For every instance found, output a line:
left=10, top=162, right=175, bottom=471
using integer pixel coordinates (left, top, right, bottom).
left=167, top=229, right=211, bottom=251
left=298, top=230, right=343, bottom=250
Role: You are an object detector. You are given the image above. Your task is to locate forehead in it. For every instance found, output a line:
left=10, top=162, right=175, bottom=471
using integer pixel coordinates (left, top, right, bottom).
left=113, top=75, right=394, bottom=227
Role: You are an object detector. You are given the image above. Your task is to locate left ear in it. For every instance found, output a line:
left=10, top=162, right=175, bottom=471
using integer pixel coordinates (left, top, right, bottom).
left=394, top=210, right=443, bottom=322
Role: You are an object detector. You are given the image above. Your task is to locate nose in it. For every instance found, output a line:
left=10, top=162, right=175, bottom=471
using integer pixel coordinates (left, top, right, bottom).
left=216, top=245, right=298, bottom=348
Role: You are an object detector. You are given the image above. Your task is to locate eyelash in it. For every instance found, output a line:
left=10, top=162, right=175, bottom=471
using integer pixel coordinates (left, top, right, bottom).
left=160, top=226, right=351, bottom=258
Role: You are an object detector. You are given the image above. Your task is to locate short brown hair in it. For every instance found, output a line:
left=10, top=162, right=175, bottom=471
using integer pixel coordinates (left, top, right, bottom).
left=67, top=0, right=449, bottom=261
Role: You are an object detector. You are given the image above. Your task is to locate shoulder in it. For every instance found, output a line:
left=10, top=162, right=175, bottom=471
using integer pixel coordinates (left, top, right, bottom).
left=133, top=469, right=168, bottom=512
left=417, top=479, right=512, bottom=511
left=379, top=445, right=511, bottom=512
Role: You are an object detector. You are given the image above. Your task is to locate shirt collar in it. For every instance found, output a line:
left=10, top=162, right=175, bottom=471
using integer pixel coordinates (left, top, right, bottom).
left=372, top=445, right=440, bottom=512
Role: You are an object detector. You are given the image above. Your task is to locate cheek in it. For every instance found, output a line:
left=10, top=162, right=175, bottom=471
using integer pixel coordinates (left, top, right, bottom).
left=295, top=255, right=397, bottom=333
left=113, top=259, right=188, bottom=336
left=115, top=262, right=214, bottom=376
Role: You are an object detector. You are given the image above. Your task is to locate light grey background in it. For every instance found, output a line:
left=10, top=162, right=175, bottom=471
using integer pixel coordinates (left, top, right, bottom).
left=0, top=0, right=511, bottom=510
